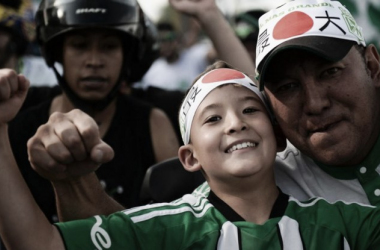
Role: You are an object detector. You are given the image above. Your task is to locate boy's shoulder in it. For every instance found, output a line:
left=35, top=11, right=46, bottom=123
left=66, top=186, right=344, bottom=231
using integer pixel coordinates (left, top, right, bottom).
left=188, top=181, right=211, bottom=198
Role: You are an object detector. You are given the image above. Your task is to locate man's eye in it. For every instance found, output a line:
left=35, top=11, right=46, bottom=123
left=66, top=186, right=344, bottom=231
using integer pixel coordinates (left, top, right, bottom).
left=103, top=43, right=120, bottom=51
left=276, top=82, right=299, bottom=93
left=70, top=42, right=87, bottom=49
left=322, top=67, right=340, bottom=77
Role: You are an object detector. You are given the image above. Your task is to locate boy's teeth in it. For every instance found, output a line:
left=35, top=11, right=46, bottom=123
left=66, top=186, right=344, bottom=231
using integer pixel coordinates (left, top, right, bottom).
left=228, top=142, right=256, bottom=153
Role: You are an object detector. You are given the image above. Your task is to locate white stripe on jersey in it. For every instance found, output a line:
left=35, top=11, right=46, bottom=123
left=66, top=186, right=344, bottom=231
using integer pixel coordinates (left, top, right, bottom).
left=343, top=237, right=351, bottom=250
left=278, top=216, right=304, bottom=250
left=289, top=196, right=376, bottom=208
left=217, top=222, right=240, bottom=250
left=289, top=196, right=324, bottom=207
left=130, top=203, right=214, bottom=223
left=123, top=194, right=209, bottom=217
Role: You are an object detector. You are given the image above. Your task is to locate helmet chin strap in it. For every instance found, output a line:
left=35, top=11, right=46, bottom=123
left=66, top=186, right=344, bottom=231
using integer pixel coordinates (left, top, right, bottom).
left=52, top=65, right=124, bottom=115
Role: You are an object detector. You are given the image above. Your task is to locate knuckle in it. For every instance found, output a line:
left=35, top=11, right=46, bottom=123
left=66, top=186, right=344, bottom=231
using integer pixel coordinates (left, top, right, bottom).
left=49, top=111, right=64, bottom=122
left=81, top=126, right=97, bottom=140
left=64, top=135, right=82, bottom=148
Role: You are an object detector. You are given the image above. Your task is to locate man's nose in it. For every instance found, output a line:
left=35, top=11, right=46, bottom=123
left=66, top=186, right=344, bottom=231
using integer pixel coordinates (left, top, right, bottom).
left=85, top=46, right=104, bottom=68
left=302, top=79, right=331, bottom=115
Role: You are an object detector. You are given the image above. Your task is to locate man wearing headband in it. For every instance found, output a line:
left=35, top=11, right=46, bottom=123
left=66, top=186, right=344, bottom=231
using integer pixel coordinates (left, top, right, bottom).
left=2, top=62, right=380, bottom=249
left=254, top=0, right=380, bottom=205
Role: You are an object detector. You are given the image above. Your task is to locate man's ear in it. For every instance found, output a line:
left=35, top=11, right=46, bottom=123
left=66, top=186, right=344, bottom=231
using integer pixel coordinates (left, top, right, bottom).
left=273, top=123, right=287, bottom=152
left=178, top=145, right=202, bottom=172
left=365, top=45, right=380, bottom=85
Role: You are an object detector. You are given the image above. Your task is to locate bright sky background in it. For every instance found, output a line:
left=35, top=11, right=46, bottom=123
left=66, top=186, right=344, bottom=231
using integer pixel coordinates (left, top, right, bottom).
left=138, top=0, right=288, bottom=22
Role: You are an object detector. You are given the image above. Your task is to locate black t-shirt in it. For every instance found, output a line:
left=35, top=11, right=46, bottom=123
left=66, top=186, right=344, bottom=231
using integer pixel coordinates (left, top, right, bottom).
left=8, top=94, right=156, bottom=222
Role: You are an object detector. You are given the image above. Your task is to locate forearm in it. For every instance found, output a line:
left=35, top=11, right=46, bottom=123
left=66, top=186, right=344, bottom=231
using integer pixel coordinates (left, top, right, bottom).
left=53, top=173, right=125, bottom=221
left=197, top=7, right=256, bottom=78
left=0, top=125, right=61, bottom=249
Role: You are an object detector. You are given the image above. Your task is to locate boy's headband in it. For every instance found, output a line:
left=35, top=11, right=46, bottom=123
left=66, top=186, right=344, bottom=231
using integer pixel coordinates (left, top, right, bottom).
left=179, top=68, right=267, bottom=145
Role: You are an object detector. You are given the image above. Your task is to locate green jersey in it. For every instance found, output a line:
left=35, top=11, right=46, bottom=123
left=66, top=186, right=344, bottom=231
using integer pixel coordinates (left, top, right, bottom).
left=57, top=190, right=380, bottom=249
left=274, top=138, right=380, bottom=205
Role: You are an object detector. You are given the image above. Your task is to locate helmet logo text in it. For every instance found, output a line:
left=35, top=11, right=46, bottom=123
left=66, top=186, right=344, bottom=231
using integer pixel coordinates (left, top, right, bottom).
left=76, top=8, right=107, bottom=14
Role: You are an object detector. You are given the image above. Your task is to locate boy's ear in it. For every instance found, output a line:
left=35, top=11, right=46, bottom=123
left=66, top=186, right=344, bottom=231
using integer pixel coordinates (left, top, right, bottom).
left=273, top=123, right=287, bottom=152
left=178, top=145, right=202, bottom=172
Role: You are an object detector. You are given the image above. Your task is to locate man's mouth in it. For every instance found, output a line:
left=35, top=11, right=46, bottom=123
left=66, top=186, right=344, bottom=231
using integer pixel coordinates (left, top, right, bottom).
left=307, top=121, right=341, bottom=136
left=80, top=77, right=108, bottom=88
left=226, top=142, right=257, bottom=153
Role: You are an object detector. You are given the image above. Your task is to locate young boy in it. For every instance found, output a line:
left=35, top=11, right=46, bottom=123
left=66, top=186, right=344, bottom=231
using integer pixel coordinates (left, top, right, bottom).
left=0, top=64, right=380, bottom=249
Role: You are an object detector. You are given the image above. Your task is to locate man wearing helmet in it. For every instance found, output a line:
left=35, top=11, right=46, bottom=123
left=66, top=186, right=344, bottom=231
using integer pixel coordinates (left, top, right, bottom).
left=7, top=0, right=180, bottom=224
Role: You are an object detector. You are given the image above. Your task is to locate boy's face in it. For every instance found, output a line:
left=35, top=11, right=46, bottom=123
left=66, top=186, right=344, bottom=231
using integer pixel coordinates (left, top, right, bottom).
left=190, top=84, right=278, bottom=184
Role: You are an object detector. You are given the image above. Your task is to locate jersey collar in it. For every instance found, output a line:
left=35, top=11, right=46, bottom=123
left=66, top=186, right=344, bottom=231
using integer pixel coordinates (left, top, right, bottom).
left=208, top=188, right=289, bottom=222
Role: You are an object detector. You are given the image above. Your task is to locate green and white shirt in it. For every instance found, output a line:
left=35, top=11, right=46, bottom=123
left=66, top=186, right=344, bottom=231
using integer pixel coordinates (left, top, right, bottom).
left=57, top=190, right=380, bottom=249
left=274, top=135, right=380, bottom=206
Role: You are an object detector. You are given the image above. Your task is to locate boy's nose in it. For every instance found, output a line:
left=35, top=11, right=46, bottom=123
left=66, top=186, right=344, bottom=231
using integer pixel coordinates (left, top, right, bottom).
left=226, top=115, right=248, bottom=134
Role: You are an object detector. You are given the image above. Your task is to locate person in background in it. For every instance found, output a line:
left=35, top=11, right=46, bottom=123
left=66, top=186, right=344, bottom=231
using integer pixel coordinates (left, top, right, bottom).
left=234, top=9, right=265, bottom=64
left=8, top=0, right=179, bottom=224
left=0, top=0, right=34, bottom=71
left=133, top=21, right=213, bottom=92
left=0, top=0, right=59, bottom=114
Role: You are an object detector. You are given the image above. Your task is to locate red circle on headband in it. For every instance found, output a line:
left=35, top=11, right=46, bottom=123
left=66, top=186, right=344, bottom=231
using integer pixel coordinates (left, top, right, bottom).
left=202, top=69, right=245, bottom=83
left=273, top=11, right=313, bottom=40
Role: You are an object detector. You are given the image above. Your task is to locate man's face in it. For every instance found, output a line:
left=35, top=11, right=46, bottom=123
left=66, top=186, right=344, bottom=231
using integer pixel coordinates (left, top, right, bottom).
left=62, top=29, right=123, bottom=101
left=263, top=46, right=380, bottom=166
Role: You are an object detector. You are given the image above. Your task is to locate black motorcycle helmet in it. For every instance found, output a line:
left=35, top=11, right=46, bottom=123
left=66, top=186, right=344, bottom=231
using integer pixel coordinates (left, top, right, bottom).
left=35, top=0, right=159, bottom=112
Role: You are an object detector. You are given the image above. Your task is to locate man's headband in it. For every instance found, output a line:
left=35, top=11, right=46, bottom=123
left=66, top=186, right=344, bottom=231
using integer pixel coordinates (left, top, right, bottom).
left=255, top=0, right=366, bottom=88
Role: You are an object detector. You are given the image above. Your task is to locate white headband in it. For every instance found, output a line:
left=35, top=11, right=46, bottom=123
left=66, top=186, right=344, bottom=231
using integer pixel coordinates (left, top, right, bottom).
left=179, top=68, right=268, bottom=145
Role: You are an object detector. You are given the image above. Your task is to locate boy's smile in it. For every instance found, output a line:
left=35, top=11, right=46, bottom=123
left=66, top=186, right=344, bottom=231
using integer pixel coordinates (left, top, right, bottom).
left=225, top=141, right=257, bottom=153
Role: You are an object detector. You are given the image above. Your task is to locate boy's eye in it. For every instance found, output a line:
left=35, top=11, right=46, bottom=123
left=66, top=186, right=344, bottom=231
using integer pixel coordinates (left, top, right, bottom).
left=243, top=107, right=258, bottom=114
left=205, top=116, right=221, bottom=124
